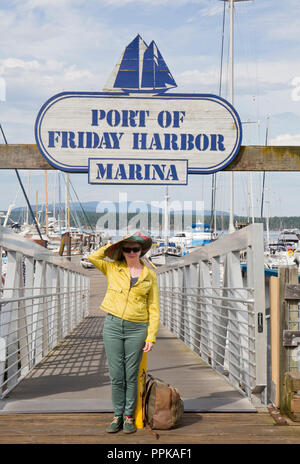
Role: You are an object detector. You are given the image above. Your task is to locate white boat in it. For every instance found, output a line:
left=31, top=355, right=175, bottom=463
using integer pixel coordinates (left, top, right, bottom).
left=80, top=252, right=95, bottom=269
left=187, top=223, right=217, bottom=247
left=1, top=250, right=7, bottom=290
left=150, top=223, right=217, bottom=265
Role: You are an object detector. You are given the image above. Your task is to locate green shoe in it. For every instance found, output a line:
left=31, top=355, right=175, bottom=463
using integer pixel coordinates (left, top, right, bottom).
left=106, top=415, right=123, bottom=433
left=123, top=416, right=136, bottom=434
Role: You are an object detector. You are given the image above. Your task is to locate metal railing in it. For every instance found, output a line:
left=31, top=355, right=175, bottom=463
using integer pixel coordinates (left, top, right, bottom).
left=156, top=223, right=267, bottom=404
left=0, top=226, right=90, bottom=398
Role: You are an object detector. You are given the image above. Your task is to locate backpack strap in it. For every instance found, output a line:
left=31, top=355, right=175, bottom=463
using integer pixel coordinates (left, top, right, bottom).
left=145, top=422, right=160, bottom=440
left=170, top=387, right=178, bottom=424
left=144, top=375, right=160, bottom=439
left=144, top=376, right=156, bottom=423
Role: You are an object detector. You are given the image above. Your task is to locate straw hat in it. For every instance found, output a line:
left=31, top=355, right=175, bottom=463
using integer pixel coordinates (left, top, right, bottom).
left=104, top=231, right=153, bottom=261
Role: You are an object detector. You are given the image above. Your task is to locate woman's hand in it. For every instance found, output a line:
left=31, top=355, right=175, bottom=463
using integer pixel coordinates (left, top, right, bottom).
left=143, top=341, right=154, bottom=353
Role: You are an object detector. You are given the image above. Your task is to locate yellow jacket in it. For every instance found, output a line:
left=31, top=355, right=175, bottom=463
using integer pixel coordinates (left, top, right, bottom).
left=88, top=244, right=160, bottom=343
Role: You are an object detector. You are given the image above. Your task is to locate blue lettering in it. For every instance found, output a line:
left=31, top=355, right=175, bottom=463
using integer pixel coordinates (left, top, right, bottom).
left=171, top=134, right=179, bottom=150
left=157, top=110, right=172, bottom=128
left=107, top=110, right=121, bottom=127
left=180, top=134, right=187, bottom=150
left=152, top=164, right=166, bottom=180
left=165, top=165, right=179, bottom=181
left=195, top=134, right=209, bottom=151
left=217, top=134, right=225, bottom=151
left=186, top=134, right=194, bottom=150
left=98, top=133, right=111, bottom=149
left=164, top=134, right=171, bottom=150
left=110, top=132, right=123, bottom=149
left=133, top=133, right=147, bottom=149
left=48, top=131, right=60, bottom=148
left=128, top=163, right=144, bottom=180
left=114, top=164, right=127, bottom=180
left=78, top=132, right=84, bottom=148
left=210, top=134, right=217, bottom=151
left=144, top=164, right=150, bottom=180
left=68, top=131, right=76, bottom=149
left=149, top=133, right=162, bottom=150
left=61, top=131, right=68, bottom=148
left=134, top=164, right=143, bottom=180
left=86, top=132, right=92, bottom=148
left=173, top=111, right=186, bottom=128
left=138, top=110, right=149, bottom=127
left=128, top=110, right=138, bottom=127
left=91, top=109, right=106, bottom=126
left=96, top=163, right=113, bottom=180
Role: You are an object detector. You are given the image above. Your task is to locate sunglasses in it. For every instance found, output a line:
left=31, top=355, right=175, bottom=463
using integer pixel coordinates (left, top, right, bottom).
left=122, top=246, right=141, bottom=253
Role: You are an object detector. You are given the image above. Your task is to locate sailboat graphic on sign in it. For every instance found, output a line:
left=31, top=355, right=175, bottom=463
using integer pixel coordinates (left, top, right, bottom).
left=103, top=34, right=177, bottom=94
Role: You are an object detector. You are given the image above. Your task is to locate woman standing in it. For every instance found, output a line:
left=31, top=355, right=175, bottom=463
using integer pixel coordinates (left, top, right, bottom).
left=88, top=232, right=160, bottom=434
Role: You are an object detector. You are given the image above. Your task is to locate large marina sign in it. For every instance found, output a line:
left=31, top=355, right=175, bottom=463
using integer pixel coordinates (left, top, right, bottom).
left=35, top=35, right=242, bottom=183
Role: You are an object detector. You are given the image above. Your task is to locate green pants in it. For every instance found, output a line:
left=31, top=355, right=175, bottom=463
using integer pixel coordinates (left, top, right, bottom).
left=103, top=313, right=148, bottom=416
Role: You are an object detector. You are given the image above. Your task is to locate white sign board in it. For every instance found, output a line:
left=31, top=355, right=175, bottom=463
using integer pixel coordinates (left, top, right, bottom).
left=88, top=158, right=188, bottom=185
left=35, top=92, right=242, bottom=175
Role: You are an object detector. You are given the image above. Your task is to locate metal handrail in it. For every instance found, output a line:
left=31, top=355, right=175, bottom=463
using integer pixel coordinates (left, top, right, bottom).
left=0, top=226, right=90, bottom=399
left=157, top=223, right=267, bottom=404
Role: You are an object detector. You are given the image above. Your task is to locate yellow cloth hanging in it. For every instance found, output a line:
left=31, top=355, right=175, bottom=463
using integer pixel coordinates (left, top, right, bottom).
left=134, top=352, right=147, bottom=428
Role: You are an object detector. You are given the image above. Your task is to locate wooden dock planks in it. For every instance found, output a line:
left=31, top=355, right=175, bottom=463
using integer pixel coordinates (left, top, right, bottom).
left=1, top=261, right=300, bottom=443
left=0, top=412, right=300, bottom=444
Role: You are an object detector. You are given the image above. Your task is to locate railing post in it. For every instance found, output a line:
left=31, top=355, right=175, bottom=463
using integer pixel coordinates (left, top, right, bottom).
left=51, top=265, right=59, bottom=348
left=173, top=268, right=183, bottom=340
left=1, top=251, right=22, bottom=390
left=211, top=257, right=222, bottom=371
left=24, top=257, right=35, bottom=370
left=270, top=274, right=280, bottom=407
left=251, top=223, right=267, bottom=403
left=166, top=270, right=173, bottom=332
left=199, top=260, right=212, bottom=364
left=33, top=260, right=45, bottom=364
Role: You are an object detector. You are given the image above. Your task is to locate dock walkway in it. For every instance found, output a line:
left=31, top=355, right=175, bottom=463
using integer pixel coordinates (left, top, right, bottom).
left=0, top=265, right=300, bottom=443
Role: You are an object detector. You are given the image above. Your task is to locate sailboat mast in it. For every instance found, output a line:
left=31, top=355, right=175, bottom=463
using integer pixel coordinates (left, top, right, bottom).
left=228, top=0, right=235, bottom=234
left=66, top=173, right=70, bottom=232
left=221, top=0, right=251, bottom=233
left=44, top=170, right=48, bottom=236
left=164, top=186, right=169, bottom=249
left=26, top=171, right=30, bottom=225
left=53, top=171, right=57, bottom=221
left=36, top=190, right=38, bottom=225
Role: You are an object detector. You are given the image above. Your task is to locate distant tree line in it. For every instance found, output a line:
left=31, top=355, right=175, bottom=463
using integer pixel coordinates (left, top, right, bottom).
left=7, top=207, right=300, bottom=232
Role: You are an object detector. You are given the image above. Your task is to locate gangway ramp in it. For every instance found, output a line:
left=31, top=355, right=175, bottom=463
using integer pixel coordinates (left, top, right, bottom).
left=0, top=267, right=255, bottom=414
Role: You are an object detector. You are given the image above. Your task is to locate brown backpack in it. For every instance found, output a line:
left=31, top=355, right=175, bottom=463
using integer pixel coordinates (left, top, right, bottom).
left=144, top=374, right=184, bottom=437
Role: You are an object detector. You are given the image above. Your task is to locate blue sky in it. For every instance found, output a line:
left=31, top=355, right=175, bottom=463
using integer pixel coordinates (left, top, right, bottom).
left=0, top=0, right=300, bottom=219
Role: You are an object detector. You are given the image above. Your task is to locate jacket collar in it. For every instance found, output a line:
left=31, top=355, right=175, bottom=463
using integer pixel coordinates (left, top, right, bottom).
left=116, top=259, right=150, bottom=282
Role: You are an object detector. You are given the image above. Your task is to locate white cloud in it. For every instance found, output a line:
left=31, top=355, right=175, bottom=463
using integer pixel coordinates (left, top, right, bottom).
left=269, top=134, right=300, bottom=146
left=103, top=0, right=204, bottom=5
left=63, top=66, right=94, bottom=82
left=200, top=4, right=223, bottom=17
left=176, top=58, right=300, bottom=94
left=178, top=69, right=219, bottom=87
left=0, top=58, right=40, bottom=73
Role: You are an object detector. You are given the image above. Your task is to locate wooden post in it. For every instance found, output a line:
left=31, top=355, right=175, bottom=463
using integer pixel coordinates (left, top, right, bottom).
left=284, top=372, right=300, bottom=421
left=278, top=266, right=299, bottom=414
